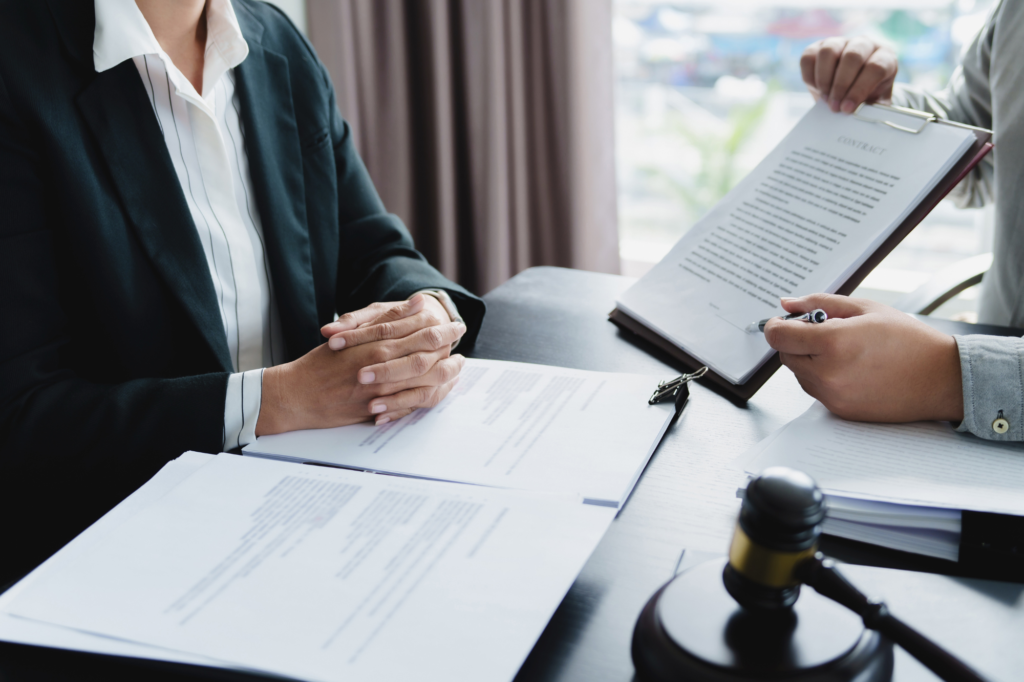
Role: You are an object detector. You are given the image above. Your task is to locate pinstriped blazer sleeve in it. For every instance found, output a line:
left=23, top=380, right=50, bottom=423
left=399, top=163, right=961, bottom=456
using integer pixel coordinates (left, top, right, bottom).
left=953, top=334, right=1024, bottom=441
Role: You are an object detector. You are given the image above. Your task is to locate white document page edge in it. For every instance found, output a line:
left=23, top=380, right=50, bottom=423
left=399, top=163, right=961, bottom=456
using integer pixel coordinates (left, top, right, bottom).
left=0, top=452, right=247, bottom=671
left=822, top=518, right=959, bottom=561
left=825, top=495, right=961, bottom=533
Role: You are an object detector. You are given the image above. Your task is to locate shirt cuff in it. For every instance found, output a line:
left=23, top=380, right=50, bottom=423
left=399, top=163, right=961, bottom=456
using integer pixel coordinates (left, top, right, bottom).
left=224, top=368, right=265, bottom=451
left=954, top=334, right=1024, bottom=441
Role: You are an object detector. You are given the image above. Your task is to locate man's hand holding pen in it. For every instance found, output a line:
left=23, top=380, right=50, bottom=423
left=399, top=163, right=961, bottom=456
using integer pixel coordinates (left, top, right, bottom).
left=763, top=294, right=964, bottom=424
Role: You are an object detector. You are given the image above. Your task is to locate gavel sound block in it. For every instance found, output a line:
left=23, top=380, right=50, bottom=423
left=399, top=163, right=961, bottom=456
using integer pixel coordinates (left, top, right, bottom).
left=633, top=558, right=890, bottom=681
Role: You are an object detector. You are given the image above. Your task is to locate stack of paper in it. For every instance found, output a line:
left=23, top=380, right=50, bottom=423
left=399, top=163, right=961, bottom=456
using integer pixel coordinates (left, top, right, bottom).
left=822, top=496, right=961, bottom=561
left=0, top=453, right=231, bottom=669
left=742, top=403, right=1024, bottom=561
left=0, top=453, right=617, bottom=682
left=1, top=358, right=680, bottom=679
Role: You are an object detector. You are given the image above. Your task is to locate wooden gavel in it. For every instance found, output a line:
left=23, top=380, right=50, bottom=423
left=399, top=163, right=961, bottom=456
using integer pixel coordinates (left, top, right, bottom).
left=725, top=468, right=988, bottom=682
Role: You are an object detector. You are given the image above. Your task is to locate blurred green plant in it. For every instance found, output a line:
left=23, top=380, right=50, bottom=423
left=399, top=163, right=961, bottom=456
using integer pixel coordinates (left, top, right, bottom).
left=638, top=83, right=777, bottom=228
left=878, top=10, right=931, bottom=42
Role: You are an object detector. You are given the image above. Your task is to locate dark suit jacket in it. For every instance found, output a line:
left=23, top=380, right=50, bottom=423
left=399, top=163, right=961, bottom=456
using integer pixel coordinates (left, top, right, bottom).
left=0, top=0, right=484, bottom=584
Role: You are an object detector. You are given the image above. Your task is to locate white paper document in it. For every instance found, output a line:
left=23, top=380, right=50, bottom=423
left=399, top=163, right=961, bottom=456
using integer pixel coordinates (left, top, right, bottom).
left=745, top=403, right=1024, bottom=515
left=245, top=358, right=676, bottom=507
left=822, top=517, right=960, bottom=562
left=6, top=455, right=615, bottom=682
left=0, top=453, right=227, bottom=669
left=825, top=495, right=961, bottom=533
left=617, top=102, right=976, bottom=384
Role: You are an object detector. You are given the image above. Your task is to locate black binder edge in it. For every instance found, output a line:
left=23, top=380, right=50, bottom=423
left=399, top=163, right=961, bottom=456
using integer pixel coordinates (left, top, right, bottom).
left=610, top=125, right=994, bottom=403
left=960, top=510, right=1024, bottom=582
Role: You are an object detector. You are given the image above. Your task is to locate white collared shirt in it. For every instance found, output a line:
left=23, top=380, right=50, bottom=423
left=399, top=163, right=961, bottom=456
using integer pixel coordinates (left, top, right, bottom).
left=94, top=0, right=281, bottom=449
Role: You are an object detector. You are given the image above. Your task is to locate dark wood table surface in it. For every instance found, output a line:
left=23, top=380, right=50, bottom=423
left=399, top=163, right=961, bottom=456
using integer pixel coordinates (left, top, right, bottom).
left=1, top=266, right=1021, bottom=682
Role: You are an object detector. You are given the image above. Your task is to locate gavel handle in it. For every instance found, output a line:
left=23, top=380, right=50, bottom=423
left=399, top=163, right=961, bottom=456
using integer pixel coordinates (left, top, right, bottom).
left=798, top=554, right=989, bottom=682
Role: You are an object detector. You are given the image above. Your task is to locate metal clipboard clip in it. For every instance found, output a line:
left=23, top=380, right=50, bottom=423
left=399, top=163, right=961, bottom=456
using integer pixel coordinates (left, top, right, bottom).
left=649, top=366, right=708, bottom=418
left=852, top=102, right=935, bottom=134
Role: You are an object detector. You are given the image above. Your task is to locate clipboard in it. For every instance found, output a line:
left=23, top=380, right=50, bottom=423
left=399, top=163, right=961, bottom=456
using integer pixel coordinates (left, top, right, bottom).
left=610, top=104, right=994, bottom=403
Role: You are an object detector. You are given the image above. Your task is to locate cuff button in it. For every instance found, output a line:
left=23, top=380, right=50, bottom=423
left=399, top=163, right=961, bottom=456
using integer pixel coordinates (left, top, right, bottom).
left=992, top=411, right=1010, bottom=434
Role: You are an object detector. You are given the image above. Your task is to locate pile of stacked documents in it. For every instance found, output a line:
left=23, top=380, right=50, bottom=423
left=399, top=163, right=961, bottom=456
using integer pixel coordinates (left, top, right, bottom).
left=0, top=359, right=676, bottom=682
left=742, top=403, right=1024, bottom=563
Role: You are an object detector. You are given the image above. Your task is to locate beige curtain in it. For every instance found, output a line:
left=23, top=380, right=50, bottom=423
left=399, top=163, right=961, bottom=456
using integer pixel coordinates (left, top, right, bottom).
left=308, top=0, right=620, bottom=294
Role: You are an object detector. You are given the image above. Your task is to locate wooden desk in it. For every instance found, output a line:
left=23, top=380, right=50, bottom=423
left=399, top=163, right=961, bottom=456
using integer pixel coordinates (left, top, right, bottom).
left=1, top=266, right=1020, bottom=682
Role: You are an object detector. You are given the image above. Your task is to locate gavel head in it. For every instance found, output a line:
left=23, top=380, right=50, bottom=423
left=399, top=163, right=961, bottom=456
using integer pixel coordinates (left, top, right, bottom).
left=724, top=467, right=825, bottom=611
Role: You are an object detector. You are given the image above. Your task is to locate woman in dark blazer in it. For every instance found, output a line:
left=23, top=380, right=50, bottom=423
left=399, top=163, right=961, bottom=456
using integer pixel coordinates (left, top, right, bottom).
left=0, top=0, right=485, bottom=584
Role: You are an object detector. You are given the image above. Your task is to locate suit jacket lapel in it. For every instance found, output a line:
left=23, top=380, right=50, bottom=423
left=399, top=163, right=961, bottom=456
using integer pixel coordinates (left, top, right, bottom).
left=76, top=62, right=235, bottom=372
left=233, top=6, right=321, bottom=360
left=58, top=0, right=319, bottom=369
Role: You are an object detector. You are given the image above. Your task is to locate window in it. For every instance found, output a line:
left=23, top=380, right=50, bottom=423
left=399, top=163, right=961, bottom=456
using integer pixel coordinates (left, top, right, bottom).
left=614, top=0, right=996, bottom=320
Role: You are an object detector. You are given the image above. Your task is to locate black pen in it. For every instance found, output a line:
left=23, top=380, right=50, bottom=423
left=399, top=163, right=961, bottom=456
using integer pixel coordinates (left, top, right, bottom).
left=746, top=308, right=827, bottom=333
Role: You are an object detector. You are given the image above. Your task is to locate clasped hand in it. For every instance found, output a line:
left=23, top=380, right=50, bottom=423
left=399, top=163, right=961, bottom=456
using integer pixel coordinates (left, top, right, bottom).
left=763, top=295, right=964, bottom=424
left=257, top=294, right=466, bottom=436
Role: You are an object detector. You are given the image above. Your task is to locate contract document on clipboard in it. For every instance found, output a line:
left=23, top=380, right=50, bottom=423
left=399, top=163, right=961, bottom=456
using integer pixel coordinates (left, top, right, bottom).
left=611, top=101, right=992, bottom=399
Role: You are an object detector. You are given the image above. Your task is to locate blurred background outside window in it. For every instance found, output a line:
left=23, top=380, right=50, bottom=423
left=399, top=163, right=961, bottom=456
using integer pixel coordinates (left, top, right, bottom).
left=614, top=0, right=997, bottom=320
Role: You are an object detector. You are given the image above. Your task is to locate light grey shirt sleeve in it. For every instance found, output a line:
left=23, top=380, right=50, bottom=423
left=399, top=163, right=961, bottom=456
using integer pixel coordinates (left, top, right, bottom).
left=953, top=334, right=1024, bottom=441
left=890, top=0, right=1000, bottom=210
